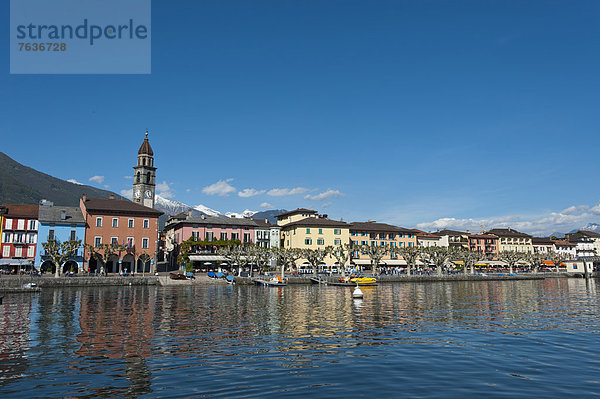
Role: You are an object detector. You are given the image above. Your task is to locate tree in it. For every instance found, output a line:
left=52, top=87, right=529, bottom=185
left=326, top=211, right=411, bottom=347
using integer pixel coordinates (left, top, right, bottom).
left=460, top=250, right=488, bottom=275
left=548, top=250, right=566, bottom=273
left=274, top=248, right=302, bottom=280
left=138, top=253, right=151, bottom=275
left=301, top=246, right=332, bottom=276
left=499, top=250, right=525, bottom=274
left=524, top=252, right=545, bottom=274
left=42, top=239, right=82, bottom=278
left=398, top=245, right=420, bottom=276
left=361, top=243, right=389, bottom=275
left=331, top=244, right=352, bottom=277
left=420, top=246, right=452, bottom=275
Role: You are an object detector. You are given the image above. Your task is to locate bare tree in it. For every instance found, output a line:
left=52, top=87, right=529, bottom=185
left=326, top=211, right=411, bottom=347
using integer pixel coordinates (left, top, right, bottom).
left=420, top=246, right=452, bottom=275
left=301, top=246, right=332, bottom=276
left=361, top=243, right=389, bottom=275
left=524, top=252, right=545, bottom=274
left=499, top=250, right=525, bottom=274
left=398, top=245, right=420, bottom=276
left=275, top=248, right=303, bottom=280
left=218, top=245, right=250, bottom=276
left=460, top=250, right=488, bottom=275
left=42, top=239, right=82, bottom=278
left=548, top=250, right=566, bottom=273
left=331, top=244, right=352, bottom=277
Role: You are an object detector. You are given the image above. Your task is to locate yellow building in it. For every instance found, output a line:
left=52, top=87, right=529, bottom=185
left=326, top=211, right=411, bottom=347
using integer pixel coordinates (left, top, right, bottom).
left=278, top=210, right=350, bottom=267
left=487, top=228, right=533, bottom=253
left=349, top=221, right=417, bottom=268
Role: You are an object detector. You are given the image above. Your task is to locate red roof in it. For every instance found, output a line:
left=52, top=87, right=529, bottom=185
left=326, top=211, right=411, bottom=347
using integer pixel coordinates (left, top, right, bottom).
left=3, top=204, right=39, bottom=218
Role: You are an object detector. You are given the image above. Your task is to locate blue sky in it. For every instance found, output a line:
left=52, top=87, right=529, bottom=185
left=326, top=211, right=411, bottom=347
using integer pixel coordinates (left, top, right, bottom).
left=1, top=1, right=599, bottom=235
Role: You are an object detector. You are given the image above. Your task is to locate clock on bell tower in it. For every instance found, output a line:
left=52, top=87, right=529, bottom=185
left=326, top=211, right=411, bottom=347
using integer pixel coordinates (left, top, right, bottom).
left=133, top=130, right=156, bottom=208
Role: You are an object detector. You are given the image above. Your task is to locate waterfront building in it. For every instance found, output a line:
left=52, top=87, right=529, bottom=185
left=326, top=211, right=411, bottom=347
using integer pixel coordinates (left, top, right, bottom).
left=132, top=131, right=156, bottom=209
left=567, top=236, right=595, bottom=258
left=487, top=228, right=533, bottom=253
left=532, top=237, right=554, bottom=255
left=468, top=234, right=499, bottom=257
left=349, top=221, right=417, bottom=268
left=35, top=203, right=86, bottom=274
left=253, top=218, right=281, bottom=248
left=276, top=208, right=318, bottom=226
left=414, top=230, right=441, bottom=247
left=80, top=195, right=162, bottom=274
left=279, top=213, right=349, bottom=267
left=0, top=204, right=39, bottom=270
left=434, top=229, right=469, bottom=249
left=552, top=239, right=577, bottom=259
left=574, top=230, right=600, bottom=254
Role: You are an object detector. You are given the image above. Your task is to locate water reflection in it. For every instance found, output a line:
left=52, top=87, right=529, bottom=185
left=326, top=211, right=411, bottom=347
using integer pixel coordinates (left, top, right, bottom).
left=0, top=278, right=598, bottom=398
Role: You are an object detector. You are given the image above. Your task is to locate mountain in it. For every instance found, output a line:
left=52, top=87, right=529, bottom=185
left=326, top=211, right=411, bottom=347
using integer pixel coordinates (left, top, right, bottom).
left=252, top=209, right=287, bottom=224
left=193, top=204, right=224, bottom=217
left=226, top=209, right=258, bottom=219
left=0, top=152, right=121, bottom=206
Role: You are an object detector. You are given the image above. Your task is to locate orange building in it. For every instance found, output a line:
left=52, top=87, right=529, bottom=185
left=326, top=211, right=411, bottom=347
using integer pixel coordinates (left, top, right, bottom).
left=468, top=234, right=499, bottom=257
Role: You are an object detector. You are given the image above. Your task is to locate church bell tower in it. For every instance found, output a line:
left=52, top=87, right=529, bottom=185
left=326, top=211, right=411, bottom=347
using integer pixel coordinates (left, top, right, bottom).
left=133, top=131, right=156, bottom=208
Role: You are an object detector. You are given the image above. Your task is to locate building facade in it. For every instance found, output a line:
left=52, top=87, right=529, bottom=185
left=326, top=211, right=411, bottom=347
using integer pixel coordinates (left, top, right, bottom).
left=532, top=237, right=554, bottom=255
left=0, top=204, right=39, bottom=270
left=434, top=230, right=469, bottom=249
left=35, top=203, right=86, bottom=273
left=132, top=131, right=157, bottom=209
left=468, top=234, right=499, bottom=257
left=487, top=228, right=533, bottom=253
left=81, top=195, right=162, bottom=274
left=253, top=218, right=281, bottom=248
left=349, top=221, right=418, bottom=267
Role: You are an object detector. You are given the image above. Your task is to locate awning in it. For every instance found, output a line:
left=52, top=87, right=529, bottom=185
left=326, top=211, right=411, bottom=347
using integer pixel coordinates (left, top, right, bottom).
left=382, top=259, right=407, bottom=266
left=189, top=255, right=228, bottom=262
left=350, top=259, right=371, bottom=265
left=0, top=259, right=33, bottom=266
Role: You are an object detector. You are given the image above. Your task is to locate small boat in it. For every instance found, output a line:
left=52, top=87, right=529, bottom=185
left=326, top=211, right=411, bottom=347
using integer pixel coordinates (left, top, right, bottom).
left=207, top=271, right=216, bottom=278
left=225, top=275, right=235, bottom=284
left=339, top=275, right=378, bottom=286
left=254, top=275, right=287, bottom=287
left=169, top=273, right=187, bottom=280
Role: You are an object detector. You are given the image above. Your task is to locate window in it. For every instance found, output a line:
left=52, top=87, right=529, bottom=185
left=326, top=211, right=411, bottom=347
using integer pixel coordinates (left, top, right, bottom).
left=96, top=217, right=102, bottom=227
left=29, top=220, right=36, bottom=230
left=317, top=238, right=325, bottom=245
left=94, top=237, right=102, bottom=248
left=319, top=228, right=323, bottom=234
left=70, top=230, right=76, bottom=241
left=127, top=237, right=134, bottom=248
left=15, top=247, right=22, bottom=257
left=142, top=238, right=149, bottom=249
left=112, top=218, right=118, bottom=228
left=334, top=239, right=341, bottom=246
left=128, top=219, right=134, bottom=228
left=244, top=233, right=251, bottom=243
left=231, top=233, right=239, bottom=240
left=2, top=246, right=10, bottom=257
left=220, top=232, right=228, bottom=241
left=28, top=233, right=36, bottom=244
left=2, top=233, right=10, bottom=243
left=143, top=219, right=149, bottom=229
left=15, top=233, right=25, bottom=243
left=206, top=232, right=214, bottom=241
left=27, top=246, right=35, bottom=257
left=4, top=218, right=12, bottom=229
left=111, top=237, right=118, bottom=245
left=48, top=229, right=55, bottom=241
left=334, top=229, right=341, bottom=235
left=305, top=238, right=312, bottom=245
left=306, top=228, right=311, bottom=234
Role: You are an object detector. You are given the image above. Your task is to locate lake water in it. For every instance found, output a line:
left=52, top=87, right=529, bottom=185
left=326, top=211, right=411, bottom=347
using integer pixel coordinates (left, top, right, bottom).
left=1, top=279, right=599, bottom=398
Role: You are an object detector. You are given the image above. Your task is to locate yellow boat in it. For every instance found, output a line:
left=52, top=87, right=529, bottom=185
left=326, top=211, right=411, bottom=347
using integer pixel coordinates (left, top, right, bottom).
left=349, top=276, right=377, bottom=286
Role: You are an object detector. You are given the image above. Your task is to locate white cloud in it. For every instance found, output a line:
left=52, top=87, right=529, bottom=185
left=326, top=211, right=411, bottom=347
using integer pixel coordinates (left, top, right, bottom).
left=267, top=187, right=308, bottom=197
left=416, top=201, right=600, bottom=236
left=67, top=179, right=83, bottom=185
left=103, top=185, right=110, bottom=189
left=186, top=188, right=191, bottom=193
left=202, top=179, right=236, bottom=196
left=322, top=202, right=333, bottom=208
left=238, top=188, right=266, bottom=198
left=155, top=181, right=175, bottom=198
left=260, top=202, right=273, bottom=209
left=304, top=189, right=344, bottom=201
left=124, top=175, right=133, bottom=180
left=120, top=189, right=132, bottom=200
left=89, top=175, right=104, bottom=184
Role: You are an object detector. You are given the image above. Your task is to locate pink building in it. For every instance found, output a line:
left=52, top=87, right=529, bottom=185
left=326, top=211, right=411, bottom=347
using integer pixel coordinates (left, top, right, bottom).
left=468, top=234, right=499, bottom=257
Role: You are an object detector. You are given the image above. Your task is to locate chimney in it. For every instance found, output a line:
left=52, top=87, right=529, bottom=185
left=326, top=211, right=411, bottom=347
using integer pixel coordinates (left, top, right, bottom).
left=201, top=214, right=206, bottom=220
left=188, top=209, right=192, bottom=217
left=82, top=194, right=87, bottom=202
left=60, top=210, right=67, bottom=220
left=109, top=194, right=115, bottom=200
left=265, top=218, right=268, bottom=224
